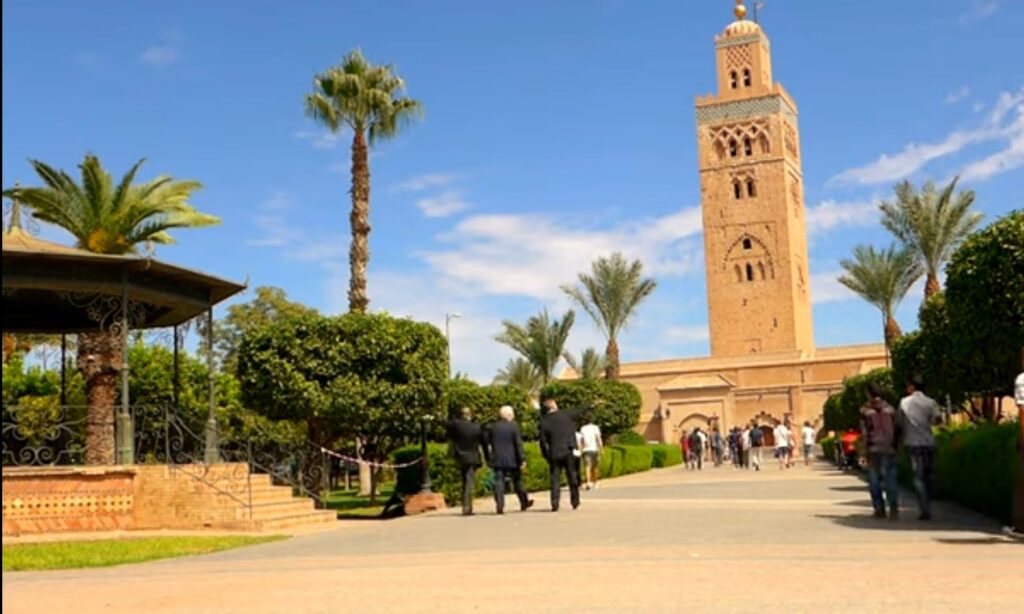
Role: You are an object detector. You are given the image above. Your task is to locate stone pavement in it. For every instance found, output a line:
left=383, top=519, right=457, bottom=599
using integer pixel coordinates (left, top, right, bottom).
left=4, top=463, right=1022, bottom=613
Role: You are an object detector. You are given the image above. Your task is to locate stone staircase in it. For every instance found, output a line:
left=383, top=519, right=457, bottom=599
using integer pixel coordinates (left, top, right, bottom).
left=134, top=464, right=336, bottom=532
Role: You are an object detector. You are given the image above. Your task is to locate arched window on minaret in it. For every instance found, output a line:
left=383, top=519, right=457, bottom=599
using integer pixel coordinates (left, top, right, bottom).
left=742, top=68, right=751, bottom=87
left=746, top=178, right=757, bottom=198
left=745, top=263, right=755, bottom=281
left=728, top=139, right=738, bottom=158
left=729, top=71, right=738, bottom=89
left=742, top=237, right=752, bottom=250
left=758, top=133, right=771, bottom=154
left=734, top=265, right=742, bottom=282
left=743, top=137, right=753, bottom=156
left=758, top=262, right=766, bottom=280
left=733, top=181, right=743, bottom=200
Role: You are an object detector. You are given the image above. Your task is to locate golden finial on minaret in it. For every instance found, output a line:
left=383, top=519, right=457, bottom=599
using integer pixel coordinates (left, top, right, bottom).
left=734, top=0, right=748, bottom=20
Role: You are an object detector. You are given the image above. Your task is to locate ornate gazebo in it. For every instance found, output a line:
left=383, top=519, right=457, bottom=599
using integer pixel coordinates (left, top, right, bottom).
left=2, top=202, right=245, bottom=465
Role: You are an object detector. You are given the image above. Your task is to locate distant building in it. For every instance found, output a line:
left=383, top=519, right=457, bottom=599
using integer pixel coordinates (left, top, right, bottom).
left=619, top=3, right=886, bottom=443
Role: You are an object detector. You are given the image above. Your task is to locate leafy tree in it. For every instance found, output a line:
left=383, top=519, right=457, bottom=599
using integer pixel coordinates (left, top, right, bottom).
left=879, top=177, right=982, bottom=299
left=838, top=244, right=922, bottom=352
left=206, top=286, right=318, bottom=373
left=562, top=252, right=657, bottom=378
left=3, top=155, right=217, bottom=464
left=562, top=347, right=608, bottom=380
left=444, top=378, right=538, bottom=440
left=236, top=312, right=447, bottom=497
left=539, top=379, right=642, bottom=436
left=304, top=50, right=422, bottom=313
left=944, top=209, right=1024, bottom=404
left=821, top=368, right=896, bottom=432
left=891, top=293, right=963, bottom=407
left=495, top=309, right=575, bottom=386
left=492, top=357, right=542, bottom=397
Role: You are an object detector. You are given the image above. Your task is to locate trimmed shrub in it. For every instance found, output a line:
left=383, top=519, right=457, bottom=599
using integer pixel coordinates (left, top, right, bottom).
left=444, top=379, right=539, bottom=440
left=650, top=444, right=683, bottom=468
left=823, top=368, right=895, bottom=432
left=540, top=379, right=641, bottom=436
left=819, top=436, right=837, bottom=461
left=611, top=430, right=647, bottom=446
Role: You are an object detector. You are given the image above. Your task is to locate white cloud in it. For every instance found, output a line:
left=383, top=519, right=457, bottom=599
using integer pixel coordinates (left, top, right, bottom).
left=390, top=173, right=460, bottom=193
left=972, top=101, right=986, bottom=113
left=416, top=190, right=472, bottom=218
left=140, top=30, right=184, bottom=67
left=419, top=207, right=704, bottom=301
left=830, top=88, right=1024, bottom=185
left=294, top=130, right=344, bottom=150
left=805, top=199, right=877, bottom=235
left=959, top=0, right=1000, bottom=24
left=247, top=214, right=345, bottom=260
left=943, top=86, right=970, bottom=105
left=261, top=191, right=292, bottom=211
left=811, top=272, right=855, bottom=304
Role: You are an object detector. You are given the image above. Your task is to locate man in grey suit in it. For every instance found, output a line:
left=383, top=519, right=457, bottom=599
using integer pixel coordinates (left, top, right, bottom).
left=488, top=405, right=534, bottom=514
left=539, top=399, right=580, bottom=511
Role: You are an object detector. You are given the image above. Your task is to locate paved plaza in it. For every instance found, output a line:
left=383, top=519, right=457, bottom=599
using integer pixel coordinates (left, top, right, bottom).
left=4, top=463, right=1022, bottom=613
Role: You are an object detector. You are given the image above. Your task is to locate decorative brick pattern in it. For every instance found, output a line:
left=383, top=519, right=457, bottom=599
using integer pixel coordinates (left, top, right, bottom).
left=2, top=468, right=136, bottom=535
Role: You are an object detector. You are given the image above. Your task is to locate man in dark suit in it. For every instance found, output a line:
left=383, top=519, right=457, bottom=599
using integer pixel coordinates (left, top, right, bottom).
left=488, top=405, right=535, bottom=515
left=447, top=406, right=487, bottom=516
left=539, top=399, right=580, bottom=511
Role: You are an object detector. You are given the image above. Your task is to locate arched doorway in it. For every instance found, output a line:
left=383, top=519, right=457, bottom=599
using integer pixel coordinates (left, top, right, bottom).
left=759, top=425, right=775, bottom=447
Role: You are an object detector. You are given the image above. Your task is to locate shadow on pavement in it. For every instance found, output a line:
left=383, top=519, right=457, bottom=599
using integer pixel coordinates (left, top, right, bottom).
left=815, top=513, right=1000, bottom=535
left=933, top=536, right=1022, bottom=545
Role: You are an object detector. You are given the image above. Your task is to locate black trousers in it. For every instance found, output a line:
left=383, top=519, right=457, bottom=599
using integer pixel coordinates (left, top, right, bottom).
left=459, top=463, right=476, bottom=513
left=548, top=456, right=580, bottom=511
left=492, top=467, right=529, bottom=512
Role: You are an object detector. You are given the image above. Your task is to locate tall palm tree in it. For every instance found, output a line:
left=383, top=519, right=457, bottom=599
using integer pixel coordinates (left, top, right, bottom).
left=561, top=252, right=656, bottom=379
left=495, top=309, right=575, bottom=386
left=562, top=347, right=607, bottom=380
left=838, top=244, right=923, bottom=354
left=492, top=358, right=543, bottom=397
left=879, top=177, right=982, bottom=299
left=304, top=50, right=422, bottom=313
left=4, top=155, right=217, bottom=464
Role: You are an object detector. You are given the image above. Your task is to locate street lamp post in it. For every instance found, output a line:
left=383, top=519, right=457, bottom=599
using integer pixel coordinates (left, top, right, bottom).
left=445, top=312, right=461, bottom=378
left=419, top=414, right=435, bottom=494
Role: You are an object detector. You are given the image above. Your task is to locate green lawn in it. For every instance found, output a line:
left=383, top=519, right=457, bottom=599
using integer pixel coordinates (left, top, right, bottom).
left=325, top=484, right=395, bottom=518
left=2, top=535, right=287, bottom=571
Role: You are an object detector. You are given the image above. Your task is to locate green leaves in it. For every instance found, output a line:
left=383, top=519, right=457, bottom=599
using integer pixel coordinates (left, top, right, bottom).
left=3, top=155, right=215, bottom=255
left=838, top=243, right=923, bottom=345
left=539, top=378, right=642, bottom=436
left=495, top=309, right=575, bottom=385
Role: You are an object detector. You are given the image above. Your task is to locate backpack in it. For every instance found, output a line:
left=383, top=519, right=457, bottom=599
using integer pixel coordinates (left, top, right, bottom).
left=688, top=432, right=702, bottom=449
left=750, top=428, right=764, bottom=446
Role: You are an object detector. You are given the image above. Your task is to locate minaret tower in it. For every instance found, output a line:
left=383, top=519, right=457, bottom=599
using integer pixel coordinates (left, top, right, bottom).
left=696, top=0, right=814, bottom=357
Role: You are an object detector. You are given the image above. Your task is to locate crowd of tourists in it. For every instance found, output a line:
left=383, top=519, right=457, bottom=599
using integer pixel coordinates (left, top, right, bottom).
left=680, top=420, right=816, bottom=472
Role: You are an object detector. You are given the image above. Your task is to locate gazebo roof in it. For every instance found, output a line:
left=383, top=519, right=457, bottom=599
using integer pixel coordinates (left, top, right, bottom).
left=2, top=203, right=245, bottom=333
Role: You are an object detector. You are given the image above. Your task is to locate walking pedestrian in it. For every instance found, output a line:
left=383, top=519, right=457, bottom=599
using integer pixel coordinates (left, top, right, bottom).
left=861, top=382, right=900, bottom=520
left=801, top=421, right=816, bottom=466
left=774, top=421, right=791, bottom=470
left=728, top=427, right=740, bottom=468
left=898, top=378, right=941, bottom=520
left=740, top=424, right=752, bottom=469
left=487, top=405, right=534, bottom=515
left=539, top=399, right=580, bottom=512
left=688, top=428, right=704, bottom=470
left=681, top=430, right=692, bottom=469
left=579, top=414, right=603, bottom=490
left=446, top=407, right=487, bottom=516
left=711, top=427, right=724, bottom=467
left=748, top=423, right=763, bottom=471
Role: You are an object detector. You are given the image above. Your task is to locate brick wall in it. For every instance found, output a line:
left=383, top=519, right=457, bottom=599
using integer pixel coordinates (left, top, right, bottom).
left=2, top=466, right=136, bottom=535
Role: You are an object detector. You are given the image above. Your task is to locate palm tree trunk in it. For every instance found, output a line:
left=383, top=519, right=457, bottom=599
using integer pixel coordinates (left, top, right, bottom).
left=924, top=274, right=941, bottom=299
left=883, top=316, right=902, bottom=353
left=348, top=130, right=371, bottom=313
left=79, top=332, right=118, bottom=465
left=605, top=338, right=620, bottom=380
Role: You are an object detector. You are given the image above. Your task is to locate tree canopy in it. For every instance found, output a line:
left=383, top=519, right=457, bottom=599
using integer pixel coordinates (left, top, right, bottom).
left=539, top=378, right=642, bottom=436
left=495, top=309, right=575, bottom=385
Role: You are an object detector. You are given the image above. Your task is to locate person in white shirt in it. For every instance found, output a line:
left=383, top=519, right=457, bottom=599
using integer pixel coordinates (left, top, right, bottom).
left=696, top=428, right=709, bottom=464
left=774, top=422, right=791, bottom=469
left=801, top=422, right=816, bottom=466
left=579, top=415, right=603, bottom=490
left=740, top=425, right=752, bottom=469
left=898, top=377, right=941, bottom=520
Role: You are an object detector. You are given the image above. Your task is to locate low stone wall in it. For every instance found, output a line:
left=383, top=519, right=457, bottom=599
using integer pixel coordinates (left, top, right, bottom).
left=2, top=463, right=255, bottom=536
left=2, top=466, right=136, bottom=535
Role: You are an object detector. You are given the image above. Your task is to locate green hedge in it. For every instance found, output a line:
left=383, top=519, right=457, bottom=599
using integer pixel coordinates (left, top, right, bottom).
left=539, top=379, right=641, bottom=436
left=820, top=436, right=837, bottom=461
left=393, top=442, right=663, bottom=505
left=898, top=422, right=1019, bottom=524
left=611, top=430, right=647, bottom=446
left=823, top=368, right=896, bottom=432
left=650, top=444, right=683, bottom=468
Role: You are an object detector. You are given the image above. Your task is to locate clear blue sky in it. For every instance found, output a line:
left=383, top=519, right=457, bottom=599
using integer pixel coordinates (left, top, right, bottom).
left=3, top=0, right=1021, bottom=380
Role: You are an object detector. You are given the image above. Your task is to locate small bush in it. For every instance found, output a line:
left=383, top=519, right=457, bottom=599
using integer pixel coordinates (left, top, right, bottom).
left=650, top=444, right=683, bottom=468
left=820, top=436, right=837, bottom=461
left=611, top=430, right=647, bottom=446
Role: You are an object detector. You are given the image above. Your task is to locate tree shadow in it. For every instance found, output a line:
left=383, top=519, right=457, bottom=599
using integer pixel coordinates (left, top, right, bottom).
left=815, top=513, right=1000, bottom=535
left=933, top=536, right=1021, bottom=545
left=829, top=485, right=868, bottom=492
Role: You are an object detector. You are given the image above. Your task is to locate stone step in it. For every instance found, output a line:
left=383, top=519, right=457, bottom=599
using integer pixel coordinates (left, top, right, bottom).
left=244, top=498, right=319, bottom=521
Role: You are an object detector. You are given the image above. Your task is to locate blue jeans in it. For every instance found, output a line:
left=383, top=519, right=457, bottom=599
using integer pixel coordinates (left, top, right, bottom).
left=867, top=453, right=899, bottom=513
left=907, top=446, right=935, bottom=516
